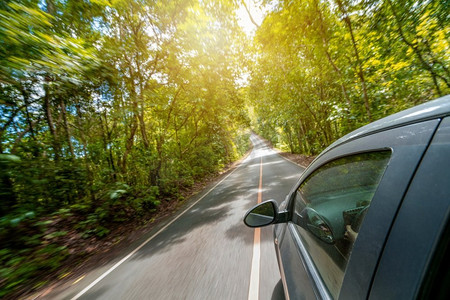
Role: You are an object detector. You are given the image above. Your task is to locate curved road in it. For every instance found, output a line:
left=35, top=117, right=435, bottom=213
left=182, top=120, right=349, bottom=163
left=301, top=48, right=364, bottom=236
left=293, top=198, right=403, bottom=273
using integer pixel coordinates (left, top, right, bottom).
left=46, top=134, right=304, bottom=300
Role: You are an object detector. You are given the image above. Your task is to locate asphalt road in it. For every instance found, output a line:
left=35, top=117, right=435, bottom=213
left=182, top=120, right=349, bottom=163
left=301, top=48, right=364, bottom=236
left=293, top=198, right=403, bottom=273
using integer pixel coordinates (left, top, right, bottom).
left=46, top=134, right=304, bottom=300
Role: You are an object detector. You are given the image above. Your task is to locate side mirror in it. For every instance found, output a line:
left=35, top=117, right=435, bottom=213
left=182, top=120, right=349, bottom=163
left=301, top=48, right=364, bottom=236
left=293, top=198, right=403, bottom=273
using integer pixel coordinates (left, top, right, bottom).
left=244, top=200, right=278, bottom=228
left=300, top=207, right=335, bottom=244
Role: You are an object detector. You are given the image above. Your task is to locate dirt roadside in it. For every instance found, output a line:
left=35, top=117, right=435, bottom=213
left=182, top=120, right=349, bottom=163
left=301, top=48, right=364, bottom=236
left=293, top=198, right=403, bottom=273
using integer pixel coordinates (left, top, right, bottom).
left=277, top=152, right=316, bottom=168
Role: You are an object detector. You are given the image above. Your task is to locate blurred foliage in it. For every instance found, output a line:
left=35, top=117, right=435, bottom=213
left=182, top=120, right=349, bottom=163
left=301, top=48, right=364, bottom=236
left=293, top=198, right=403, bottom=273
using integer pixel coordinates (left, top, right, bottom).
left=0, top=0, right=249, bottom=296
left=248, top=0, right=449, bottom=154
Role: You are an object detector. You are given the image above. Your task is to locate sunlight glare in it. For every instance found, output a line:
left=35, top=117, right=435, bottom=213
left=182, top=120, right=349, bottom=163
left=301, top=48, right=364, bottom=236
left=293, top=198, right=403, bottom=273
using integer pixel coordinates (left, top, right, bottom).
left=236, top=1, right=264, bottom=36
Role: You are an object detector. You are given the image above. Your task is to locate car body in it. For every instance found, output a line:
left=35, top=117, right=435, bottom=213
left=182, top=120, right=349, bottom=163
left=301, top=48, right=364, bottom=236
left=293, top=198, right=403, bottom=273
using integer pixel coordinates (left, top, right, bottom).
left=244, top=95, right=450, bottom=299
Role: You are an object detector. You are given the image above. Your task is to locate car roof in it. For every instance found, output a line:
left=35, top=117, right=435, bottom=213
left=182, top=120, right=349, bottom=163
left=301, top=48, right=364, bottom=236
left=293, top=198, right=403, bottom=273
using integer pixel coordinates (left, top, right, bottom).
left=323, top=95, right=450, bottom=153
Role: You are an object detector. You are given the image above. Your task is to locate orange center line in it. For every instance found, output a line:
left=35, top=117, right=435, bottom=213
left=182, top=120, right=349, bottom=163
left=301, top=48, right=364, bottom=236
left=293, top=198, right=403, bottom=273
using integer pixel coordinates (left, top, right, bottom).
left=249, top=156, right=263, bottom=300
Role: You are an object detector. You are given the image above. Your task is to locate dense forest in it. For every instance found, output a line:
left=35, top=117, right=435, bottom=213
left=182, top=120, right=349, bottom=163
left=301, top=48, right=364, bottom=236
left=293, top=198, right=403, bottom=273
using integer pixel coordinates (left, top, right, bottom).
left=0, top=0, right=448, bottom=297
left=249, top=0, right=449, bottom=154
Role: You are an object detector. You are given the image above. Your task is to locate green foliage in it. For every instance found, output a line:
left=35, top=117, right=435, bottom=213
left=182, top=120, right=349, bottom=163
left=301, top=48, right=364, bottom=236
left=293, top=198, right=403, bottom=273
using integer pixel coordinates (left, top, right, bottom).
left=0, top=244, right=68, bottom=297
left=249, top=0, right=449, bottom=155
left=1, top=0, right=250, bottom=296
left=0, top=209, right=71, bottom=297
left=234, top=131, right=252, bottom=156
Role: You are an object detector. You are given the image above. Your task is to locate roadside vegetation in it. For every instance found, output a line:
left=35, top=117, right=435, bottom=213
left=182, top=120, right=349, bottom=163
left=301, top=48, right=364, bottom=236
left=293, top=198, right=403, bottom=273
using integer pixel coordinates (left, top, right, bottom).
left=0, top=0, right=250, bottom=296
left=248, top=0, right=449, bottom=154
left=0, top=0, right=448, bottom=297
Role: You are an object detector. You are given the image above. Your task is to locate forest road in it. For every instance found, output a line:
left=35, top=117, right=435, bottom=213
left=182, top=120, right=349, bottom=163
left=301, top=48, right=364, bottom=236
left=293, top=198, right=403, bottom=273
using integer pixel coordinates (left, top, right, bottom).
left=45, top=134, right=304, bottom=300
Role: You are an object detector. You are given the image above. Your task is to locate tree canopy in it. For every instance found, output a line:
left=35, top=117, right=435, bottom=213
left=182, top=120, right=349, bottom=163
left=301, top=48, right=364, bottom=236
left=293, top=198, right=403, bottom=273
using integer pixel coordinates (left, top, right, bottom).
left=249, top=0, right=449, bottom=154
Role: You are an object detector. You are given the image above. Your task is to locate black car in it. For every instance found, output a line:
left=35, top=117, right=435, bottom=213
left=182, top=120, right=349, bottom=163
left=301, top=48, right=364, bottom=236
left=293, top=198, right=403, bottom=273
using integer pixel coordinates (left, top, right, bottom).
left=244, top=95, right=450, bottom=299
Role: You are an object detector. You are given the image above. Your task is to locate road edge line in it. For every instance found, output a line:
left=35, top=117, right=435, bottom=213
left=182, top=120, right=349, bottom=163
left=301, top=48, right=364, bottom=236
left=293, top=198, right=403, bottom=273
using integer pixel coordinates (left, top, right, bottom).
left=278, top=154, right=307, bottom=169
left=70, top=159, right=244, bottom=300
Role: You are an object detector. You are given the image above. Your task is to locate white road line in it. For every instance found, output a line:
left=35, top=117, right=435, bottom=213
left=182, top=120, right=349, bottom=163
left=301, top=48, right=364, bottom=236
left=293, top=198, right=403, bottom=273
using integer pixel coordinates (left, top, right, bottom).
left=248, top=228, right=261, bottom=300
left=248, top=156, right=263, bottom=300
left=70, top=163, right=243, bottom=300
left=278, top=154, right=307, bottom=169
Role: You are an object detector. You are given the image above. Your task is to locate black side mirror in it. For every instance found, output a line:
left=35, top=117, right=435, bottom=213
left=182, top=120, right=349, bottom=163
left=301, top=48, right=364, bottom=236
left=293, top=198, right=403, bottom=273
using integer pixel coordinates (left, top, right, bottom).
left=244, top=200, right=278, bottom=228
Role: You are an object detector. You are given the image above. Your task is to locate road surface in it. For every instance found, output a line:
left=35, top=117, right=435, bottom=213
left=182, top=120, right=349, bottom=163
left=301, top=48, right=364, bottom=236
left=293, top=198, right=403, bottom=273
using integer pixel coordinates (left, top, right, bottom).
left=45, top=134, right=304, bottom=300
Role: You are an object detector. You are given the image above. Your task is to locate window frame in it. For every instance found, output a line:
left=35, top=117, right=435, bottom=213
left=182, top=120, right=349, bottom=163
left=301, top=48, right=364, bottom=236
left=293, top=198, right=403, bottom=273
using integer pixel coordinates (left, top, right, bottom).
left=292, top=150, right=392, bottom=298
left=287, top=148, right=392, bottom=216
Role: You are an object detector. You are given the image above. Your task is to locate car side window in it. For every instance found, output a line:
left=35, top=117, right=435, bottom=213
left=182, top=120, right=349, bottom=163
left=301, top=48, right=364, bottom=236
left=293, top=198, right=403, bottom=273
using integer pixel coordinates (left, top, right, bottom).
left=293, top=151, right=391, bottom=298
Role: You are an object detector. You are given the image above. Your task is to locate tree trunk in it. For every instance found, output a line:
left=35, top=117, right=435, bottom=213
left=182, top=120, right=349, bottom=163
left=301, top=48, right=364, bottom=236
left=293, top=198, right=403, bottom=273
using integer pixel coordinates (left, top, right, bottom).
left=314, top=0, right=353, bottom=117
left=99, top=112, right=117, bottom=180
left=122, top=116, right=138, bottom=173
left=60, top=99, right=75, bottom=158
left=43, top=83, right=60, bottom=160
left=335, top=0, right=372, bottom=122
left=298, top=119, right=310, bottom=154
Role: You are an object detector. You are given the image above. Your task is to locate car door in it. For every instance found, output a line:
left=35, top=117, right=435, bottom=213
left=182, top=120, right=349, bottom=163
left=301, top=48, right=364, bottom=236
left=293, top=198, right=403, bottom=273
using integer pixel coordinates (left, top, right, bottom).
left=369, top=116, right=450, bottom=299
left=275, top=119, right=441, bottom=299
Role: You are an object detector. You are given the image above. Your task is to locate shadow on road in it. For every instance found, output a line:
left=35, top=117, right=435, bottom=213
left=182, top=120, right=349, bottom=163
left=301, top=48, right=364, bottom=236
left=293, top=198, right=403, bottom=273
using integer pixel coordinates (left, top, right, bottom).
left=129, top=172, right=259, bottom=260
left=271, top=279, right=286, bottom=300
left=225, top=221, right=255, bottom=245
